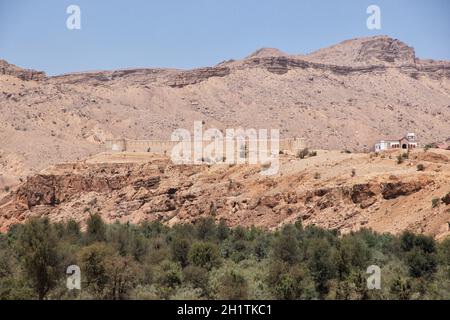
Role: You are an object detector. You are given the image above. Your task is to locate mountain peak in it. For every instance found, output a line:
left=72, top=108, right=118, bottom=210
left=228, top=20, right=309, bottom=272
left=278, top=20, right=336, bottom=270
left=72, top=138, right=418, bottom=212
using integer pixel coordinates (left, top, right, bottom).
left=305, top=35, right=416, bottom=66
left=246, top=47, right=288, bottom=59
left=0, top=59, right=46, bottom=81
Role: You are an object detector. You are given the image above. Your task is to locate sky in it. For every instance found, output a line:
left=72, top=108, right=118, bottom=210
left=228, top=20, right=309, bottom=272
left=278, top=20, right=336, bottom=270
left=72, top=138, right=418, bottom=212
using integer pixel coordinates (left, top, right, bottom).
left=0, top=0, right=449, bottom=75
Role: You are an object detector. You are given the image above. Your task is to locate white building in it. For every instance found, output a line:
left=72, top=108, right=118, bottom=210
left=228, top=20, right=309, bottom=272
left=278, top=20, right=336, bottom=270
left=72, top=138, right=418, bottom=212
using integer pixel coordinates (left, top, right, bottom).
left=375, top=133, right=418, bottom=152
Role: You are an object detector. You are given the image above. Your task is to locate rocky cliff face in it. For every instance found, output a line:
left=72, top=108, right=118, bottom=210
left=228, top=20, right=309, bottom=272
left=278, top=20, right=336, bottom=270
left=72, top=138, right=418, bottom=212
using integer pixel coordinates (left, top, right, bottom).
left=355, top=36, right=416, bottom=65
left=49, top=37, right=448, bottom=88
left=1, top=150, right=449, bottom=238
left=305, top=36, right=417, bottom=66
left=167, top=66, right=231, bottom=88
left=0, top=60, right=46, bottom=81
left=46, top=36, right=450, bottom=87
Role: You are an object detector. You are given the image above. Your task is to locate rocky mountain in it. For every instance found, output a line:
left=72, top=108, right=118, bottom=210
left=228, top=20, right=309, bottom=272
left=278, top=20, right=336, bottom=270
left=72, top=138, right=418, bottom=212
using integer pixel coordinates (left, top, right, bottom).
left=303, top=35, right=417, bottom=66
left=0, top=60, right=46, bottom=81
left=0, top=35, right=449, bottom=191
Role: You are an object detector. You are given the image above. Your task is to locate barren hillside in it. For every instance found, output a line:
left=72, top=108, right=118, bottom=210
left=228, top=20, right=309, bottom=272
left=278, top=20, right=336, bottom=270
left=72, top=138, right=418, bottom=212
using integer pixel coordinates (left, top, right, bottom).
left=1, top=36, right=450, bottom=235
left=1, top=36, right=449, bottom=186
left=1, top=149, right=449, bottom=239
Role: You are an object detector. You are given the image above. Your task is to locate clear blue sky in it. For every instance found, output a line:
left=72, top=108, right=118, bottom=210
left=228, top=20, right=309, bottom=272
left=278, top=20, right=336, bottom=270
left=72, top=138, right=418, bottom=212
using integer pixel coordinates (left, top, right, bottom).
left=0, top=0, right=449, bottom=75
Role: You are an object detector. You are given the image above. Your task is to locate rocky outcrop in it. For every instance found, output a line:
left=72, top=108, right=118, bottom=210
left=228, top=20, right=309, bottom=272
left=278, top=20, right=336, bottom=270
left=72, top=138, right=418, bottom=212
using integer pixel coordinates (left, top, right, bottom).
left=381, top=180, right=430, bottom=200
left=5, top=164, right=164, bottom=210
left=246, top=48, right=288, bottom=59
left=0, top=60, right=46, bottom=81
left=167, top=66, right=231, bottom=88
left=355, top=36, right=416, bottom=65
left=238, top=55, right=450, bottom=79
left=0, top=150, right=448, bottom=238
left=349, top=183, right=378, bottom=209
left=239, top=56, right=385, bottom=75
left=442, top=193, right=450, bottom=206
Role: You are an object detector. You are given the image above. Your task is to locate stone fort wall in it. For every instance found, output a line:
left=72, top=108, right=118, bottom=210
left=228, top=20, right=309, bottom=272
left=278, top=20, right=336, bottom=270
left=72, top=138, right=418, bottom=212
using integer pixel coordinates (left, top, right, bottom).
left=105, top=138, right=305, bottom=155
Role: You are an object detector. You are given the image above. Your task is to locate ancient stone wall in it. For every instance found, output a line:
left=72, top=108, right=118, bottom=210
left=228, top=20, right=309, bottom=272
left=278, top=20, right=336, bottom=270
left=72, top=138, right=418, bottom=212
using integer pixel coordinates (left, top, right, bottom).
left=105, top=138, right=305, bottom=156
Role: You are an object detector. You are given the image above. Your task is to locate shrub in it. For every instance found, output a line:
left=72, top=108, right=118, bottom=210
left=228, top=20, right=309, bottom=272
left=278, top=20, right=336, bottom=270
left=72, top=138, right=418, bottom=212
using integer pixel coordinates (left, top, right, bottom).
left=400, top=232, right=438, bottom=279
left=64, top=219, right=82, bottom=242
left=297, top=148, right=309, bottom=159
left=17, top=218, right=62, bottom=300
left=424, top=143, right=436, bottom=152
left=297, top=149, right=317, bottom=159
left=306, top=239, right=337, bottom=296
left=390, top=276, right=413, bottom=300
left=272, top=225, right=301, bottom=265
left=86, top=213, right=107, bottom=243
left=314, top=172, right=321, bottom=179
left=406, top=247, right=437, bottom=278
left=396, top=155, right=404, bottom=164
left=351, top=168, right=356, bottom=177
left=78, top=243, right=114, bottom=297
left=416, top=164, right=425, bottom=171
left=254, top=235, right=270, bottom=261
left=217, top=219, right=230, bottom=241
left=195, top=218, right=216, bottom=241
left=441, top=192, right=450, bottom=205
left=335, top=236, right=371, bottom=278
left=170, top=285, right=203, bottom=300
left=171, top=237, right=191, bottom=267
left=188, top=242, right=221, bottom=270
left=432, top=197, right=440, bottom=208
left=270, top=263, right=316, bottom=300
left=183, top=265, right=209, bottom=294
left=154, top=261, right=182, bottom=296
left=216, top=270, right=248, bottom=300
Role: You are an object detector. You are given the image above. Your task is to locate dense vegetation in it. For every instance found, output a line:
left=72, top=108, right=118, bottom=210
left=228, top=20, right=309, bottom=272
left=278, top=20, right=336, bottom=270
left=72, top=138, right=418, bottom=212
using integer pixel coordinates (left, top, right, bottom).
left=0, top=215, right=449, bottom=300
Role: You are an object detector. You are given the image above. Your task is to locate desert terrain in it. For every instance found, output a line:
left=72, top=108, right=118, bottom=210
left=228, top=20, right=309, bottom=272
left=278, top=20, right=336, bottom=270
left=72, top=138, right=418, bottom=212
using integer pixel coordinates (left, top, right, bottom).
left=0, top=35, right=449, bottom=236
left=0, top=148, right=449, bottom=239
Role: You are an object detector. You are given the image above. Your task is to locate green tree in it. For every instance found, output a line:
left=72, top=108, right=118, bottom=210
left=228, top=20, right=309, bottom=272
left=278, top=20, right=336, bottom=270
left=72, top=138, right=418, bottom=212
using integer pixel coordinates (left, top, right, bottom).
left=336, top=235, right=371, bottom=278
left=79, top=243, right=112, bottom=297
left=195, top=218, right=216, bottom=241
left=306, top=238, right=337, bottom=296
left=400, top=232, right=438, bottom=278
left=272, top=225, right=301, bottom=264
left=390, top=276, right=413, bottom=300
left=17, top=218, right=62, bottom=300
left=155, top=260, right=182, bottom=294
left=217, top=219, right=230, bottom=241
left=85, top=213, right=107, bottom=243
left=183, top=265, right=210, bottom=296
left=171, top=237, right=191, bottom=267
left=216, top=270, right=248, bottom=300
left=104, top=255, right=139, bottom=300
left=406, top=247, right=437, bottom=278
left=189, top=242, right=221, bottom=270
left=267, top=261, right=316, bottom=300
left=65, top=219, right=81, bottom=241
left=79, top=243, right=139, bottom=299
